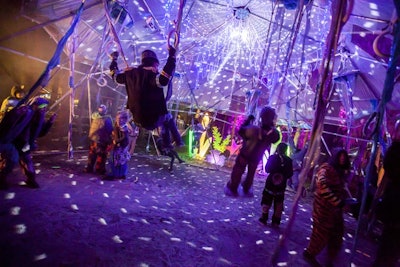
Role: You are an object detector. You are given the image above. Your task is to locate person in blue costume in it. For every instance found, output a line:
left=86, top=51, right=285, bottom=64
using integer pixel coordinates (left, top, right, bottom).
left=0, top=97, right=56, bottom=189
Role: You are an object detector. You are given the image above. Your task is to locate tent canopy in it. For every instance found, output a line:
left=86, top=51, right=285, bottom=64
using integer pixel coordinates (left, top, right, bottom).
left=0, top=0, right=398, bottom=138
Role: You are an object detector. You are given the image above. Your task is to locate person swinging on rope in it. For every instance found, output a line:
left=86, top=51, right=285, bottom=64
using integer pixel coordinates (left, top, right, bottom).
left=110, top=47, right=184, bottom=149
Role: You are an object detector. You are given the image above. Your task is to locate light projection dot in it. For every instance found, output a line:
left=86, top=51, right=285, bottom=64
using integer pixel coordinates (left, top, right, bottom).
left=103, top=193, right=109, bottom=198
left=35, top=169, right=41, bottom=174
left=10, top=206, right=20, bottom=215
left=120, top=208, right=128, bottom=214
left=277, top=262, right=288, bottom=266
left=345, top=248, right=351, bottom=254
left=347, top=233, right=353, bottom=238
left=256, top=240, right=264, bottom=245
left=141, top=219, right=150, bottom=224
left=68, top=174, right=74, bottom=178
left=5, top=192, right=15, bottom=199
left=264, top=230, right=271, bottom=234
left=112, top=235, right=123, bottom=243
left=15, top=224, right=27, bottom=234
left=64, top=193, right=71, bottom=199
left=71, top=204, right=79, bottom=211
left=163, top=229, right=172, bottom=236
left=71, top=181, right=77, bottom=185
left=202, top=246, right=214, bottom=251
left=289, top=250, right=297, bottom=255
left=170, top=237, right=181, bottom=242
left=138, top=236, right=152, bottom=241
left=186, top=241, right=196, bottom=248
left=33, top=253, right=47, bottom=261
left=98, top=218, right=107, bottom=225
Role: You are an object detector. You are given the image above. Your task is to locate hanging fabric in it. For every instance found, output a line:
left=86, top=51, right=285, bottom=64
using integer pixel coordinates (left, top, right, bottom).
left=270, top=0, right=353, bottom=265
left=351, top=0, right=400, bottom=260
left=15, top=1, right=85, bottom=108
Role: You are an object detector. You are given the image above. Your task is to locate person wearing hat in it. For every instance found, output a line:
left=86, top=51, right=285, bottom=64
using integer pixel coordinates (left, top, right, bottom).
left=224, top=106, right=280, bottom=197
left=0, top=97, right=56, bottom=189
left=111, top=47, right=184, bottom=149
left=0, top=85, right=25, bottom=122
left=84, top=104, right=113, bottom=175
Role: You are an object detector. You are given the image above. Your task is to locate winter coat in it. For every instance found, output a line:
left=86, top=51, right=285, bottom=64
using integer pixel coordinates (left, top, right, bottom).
left=115, top=56, right=176, bottom=130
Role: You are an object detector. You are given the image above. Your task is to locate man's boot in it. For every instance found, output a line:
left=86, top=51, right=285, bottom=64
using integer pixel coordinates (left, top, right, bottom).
left=25, top=172, right=39, bottom=188
left=0, top=173, right=8, bottom=190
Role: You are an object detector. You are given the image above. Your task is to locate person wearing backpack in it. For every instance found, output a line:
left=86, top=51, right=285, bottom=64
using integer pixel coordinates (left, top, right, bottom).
left=259, top=142, right=293, bottom=226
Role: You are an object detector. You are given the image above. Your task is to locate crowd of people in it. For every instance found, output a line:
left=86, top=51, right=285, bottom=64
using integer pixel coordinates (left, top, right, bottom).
left=0, top=45, right=398, bottom=266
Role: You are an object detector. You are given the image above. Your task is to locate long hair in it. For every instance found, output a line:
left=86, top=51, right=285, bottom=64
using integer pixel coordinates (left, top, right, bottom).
left=329, top=148, right=351, bottom=177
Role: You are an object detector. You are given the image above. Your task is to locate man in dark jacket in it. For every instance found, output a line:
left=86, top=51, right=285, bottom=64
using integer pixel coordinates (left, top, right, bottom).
left=259, top=142, right=293, bottom=226
left=111, top=48, right=183, bottom=148
left=224, top=106, right=280, bottom=197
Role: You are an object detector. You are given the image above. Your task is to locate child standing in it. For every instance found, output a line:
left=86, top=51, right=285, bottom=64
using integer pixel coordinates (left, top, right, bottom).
left=259, top=142, right=293, bottom=226
left=107, top=110, right=131, bottom=180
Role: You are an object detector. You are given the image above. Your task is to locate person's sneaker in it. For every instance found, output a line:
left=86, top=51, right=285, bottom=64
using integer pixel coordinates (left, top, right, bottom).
left=224, top=185, right=238, bottom=197
left=83, top=167, right=93, bottom=173
left=271, top=222, right=280, bottom=228
left=303, top=249, right=321, bottom=267
left=25, top=180, right=39, bottom=189
left=238, top=185, right=254, bottom=197
left=102, top=175, right=115, bottom=181
left=258, top=217, right=267, bottom=226
left=0, top=180, right=9, bottom=190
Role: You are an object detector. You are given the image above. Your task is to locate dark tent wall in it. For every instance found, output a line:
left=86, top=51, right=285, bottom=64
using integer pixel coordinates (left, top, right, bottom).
left=0, top=1, right=119, bottom=151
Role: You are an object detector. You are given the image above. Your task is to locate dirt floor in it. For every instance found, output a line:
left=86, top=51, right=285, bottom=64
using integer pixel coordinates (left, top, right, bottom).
left=0, top=144, right=380, bottom=267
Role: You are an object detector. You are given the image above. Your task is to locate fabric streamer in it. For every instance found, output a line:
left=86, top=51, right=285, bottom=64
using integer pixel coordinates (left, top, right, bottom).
left=16, top=1, right=85, bottom=108
left=351, top=0, right=400, bottom=260
left=270, top=0, right=352, bottom=265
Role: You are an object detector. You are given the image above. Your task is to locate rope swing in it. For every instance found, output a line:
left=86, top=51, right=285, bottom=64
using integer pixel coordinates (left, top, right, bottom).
left=167, top=0, right=186, bottom=51
left=103, top=0, right=129, bottom=69
left=165, top=0, right=185, bottom=102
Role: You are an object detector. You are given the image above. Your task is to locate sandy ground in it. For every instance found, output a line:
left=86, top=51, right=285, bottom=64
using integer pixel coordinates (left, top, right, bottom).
left=0, top=148, right=379, bottom=267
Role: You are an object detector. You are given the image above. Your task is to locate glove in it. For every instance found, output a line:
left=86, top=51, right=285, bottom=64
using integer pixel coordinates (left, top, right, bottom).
left=109, top=60, right=119, bottom=78
left=168, top=46, right=176, bottom=58
left=109, top=60, right=118, bottom=72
